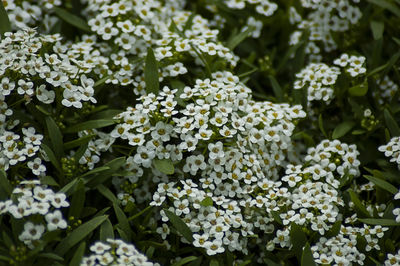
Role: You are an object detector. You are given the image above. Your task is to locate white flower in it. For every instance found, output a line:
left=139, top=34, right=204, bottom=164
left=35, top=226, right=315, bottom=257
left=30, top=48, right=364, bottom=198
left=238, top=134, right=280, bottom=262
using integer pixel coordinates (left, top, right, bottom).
left=45, top=210, right=67, bottom=231
left=19, top=222, right=45, bottom=241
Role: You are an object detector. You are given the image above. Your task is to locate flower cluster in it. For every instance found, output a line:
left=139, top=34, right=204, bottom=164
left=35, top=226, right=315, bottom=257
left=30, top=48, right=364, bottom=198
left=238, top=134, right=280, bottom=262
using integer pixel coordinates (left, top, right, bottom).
left=264, top=139, right=361, bottom=253
left=0, top=126, right=44, bottom=175
left=0, top=29, right=97, bottom=109
left=111, top=71, right=306, bottom=254
left=379, top=136, right=400, bottom=169
left=294, top=63, right=340, bottom=104
left=224, top=0, right=278, bottom=17
left=289, top=0, right=362, bottom=56
left=3, top=0, right=61, bottom=32
left=333, top=53, right=366, bottom=77
left=375, top=75, right=399, bottom=104
left=81, top=239, right=158, bottom=266
left=82, top=0, right=237, bottom=93
left=312, top=223, right=388, bottom=265
left=0, top=180, right=69, bottom=248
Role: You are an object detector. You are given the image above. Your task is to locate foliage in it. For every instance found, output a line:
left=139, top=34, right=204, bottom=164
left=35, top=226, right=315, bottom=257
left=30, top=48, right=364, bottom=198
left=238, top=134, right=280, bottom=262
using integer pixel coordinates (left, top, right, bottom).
left=1, top=0, right=400, bottom=265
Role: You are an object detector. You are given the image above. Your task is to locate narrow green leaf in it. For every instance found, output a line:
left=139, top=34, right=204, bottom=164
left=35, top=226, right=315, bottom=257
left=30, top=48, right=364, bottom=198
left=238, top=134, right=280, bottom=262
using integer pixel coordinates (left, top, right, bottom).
left=128, top=205, right=153, bottom=221
left=93, top=75, right=110, bottom=88
left=113, top=203, right=132, bottom=239
left=268, top=75, right=284, bottom=102
left=74, top=141, right=89, bottom=162
left=359, top=218, right=400, bottom=226
left=63, top=134, right=95, bottom=150
left=171, top=256, right=198, bottom=266
left=100, top=219, right=114, bottom=241
left=200, top=197, right=213, bottom=207
left=367, top=0, right=400, bottom=17
left=370, top=20, right=384, bottom=40
left=270, top=211, right=283, bottom=225
left=40, top=176, right=59, bottom=187
left=348, top=81, right=368, bottom=96
left=97, top=184, right=119, bottom=205
left=384, top=109, right=400, bottom=137
left=55, top=215, right=108, bottom=255
left=318, top=114, right=328, bottom=138
left=364, top=175, right=398, bottom=194
left=37, top=253, right=64, bottom=261
left=64, top=119, right=116, bottom=133
left=301, top=242, right=316, bottom=266
left=68, top=180, right=85, bottom=219
left=164, top=209, right=194, bottom=242
left=144, top=47, right=159, bottom=94
left=69, top=242, right=86, bottom=266
left=0, top=170, right=12, bottom=196
left=2, top=231, right=13, bottom=248
left=45, top=116, right=64, bottom=159
left=0, top=1, right=11, bottom=35
left=41, top=143, right=62, bottom=172
left=226, top=26, right=254, bottom=50
left=325, top=220, right=342, bottom=238
left=352, top=129, right=366, bottom=135
left=210, top=259, right=219, bottom=266
left=59, top=178, right=80, bottom=196
left=332, top=121, right=355, bottom=139
left=153, top=159, right=175, bottom=175
left=78, top=166, right=111, bottom=179
left=348, top=189, right=370, bottom=218
left=35, top=105, right=51, bottom=116
left=54, top=7, right=91, bottom=32
left=290, top=223, right=307, bottom=260
left=368, top=50, right=400, bottom=77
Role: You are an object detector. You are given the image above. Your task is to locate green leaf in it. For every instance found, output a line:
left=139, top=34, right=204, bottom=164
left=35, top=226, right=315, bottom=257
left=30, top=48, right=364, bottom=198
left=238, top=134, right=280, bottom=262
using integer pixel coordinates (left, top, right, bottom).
left=270, top=211, right=283, bottom=225
left=93, top=75, right=110, bottom=88
left=325, top=220, right=342, bottom=238
left=68, top=180, right=85, bottom=219
left=153, top=159, right=175, bottom=175
left=348, top=81, right=368, bottom=96
left=171, top=256, right=198, bottom=266
left=370, top=20, right=384, bottom=40
left=332, top=121, right=355, bottom=139
left=301, top=242, right=316, bottom=266
left=77, top=166, right=111, bottom=179
left=97, top=184, right=119, bottom=205
left=144, top=47, right=159, bottom=94
left=113, top=203, right=132, bottom=240
left=200, top=197, right=213, bottom=207
left=384, top=109, right=400, bottom=137
left=0, top=170, right=12, bottom=196
left=55, top=215, right=108, bottom=255
left=209, top=259, right=219, bottom=266
left=364, top=175, right=398, bottom=194
left=100, top=218, right=114, bottom=241
left=268, top=75, right=284, bottom=102
left=41, top=143, right=62, bottom=172
left=37, top=253, right=64, bottom=261
left=64, top=119, right=116, bottom=133
left=40, top=176, right=59, bottom=187
left=45, top=116, right=64, bottom=159
left=69, top=242, right=86, bottom=266
left=0, top=1, right=11, bottom=36
left=63, top=134, right=95, bottom=150
left=226, top=26, right=254, bottom=50
left=348, top=189, right=370, bottom=218
left=367, top=0, right=400, bottom=17
left=59, top=178, right=80, bottom=195
left=290, top=223, right=307, bottom=260
left=359, top=218, right=400, bottom=226
left=368, top=50, right=400, bottom=77
left=128, top=205, right=153, bottom=221
left=318, top=114, right=328, bottom=138
left=164, top=209, right=194, bottom=242
left=54, top=7, right=91, bottom=32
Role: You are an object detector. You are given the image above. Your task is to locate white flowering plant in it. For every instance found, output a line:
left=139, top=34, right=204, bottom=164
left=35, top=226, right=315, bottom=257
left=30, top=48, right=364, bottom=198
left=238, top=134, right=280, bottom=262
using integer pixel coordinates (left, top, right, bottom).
left=1, top=0, right=400, bottom=265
